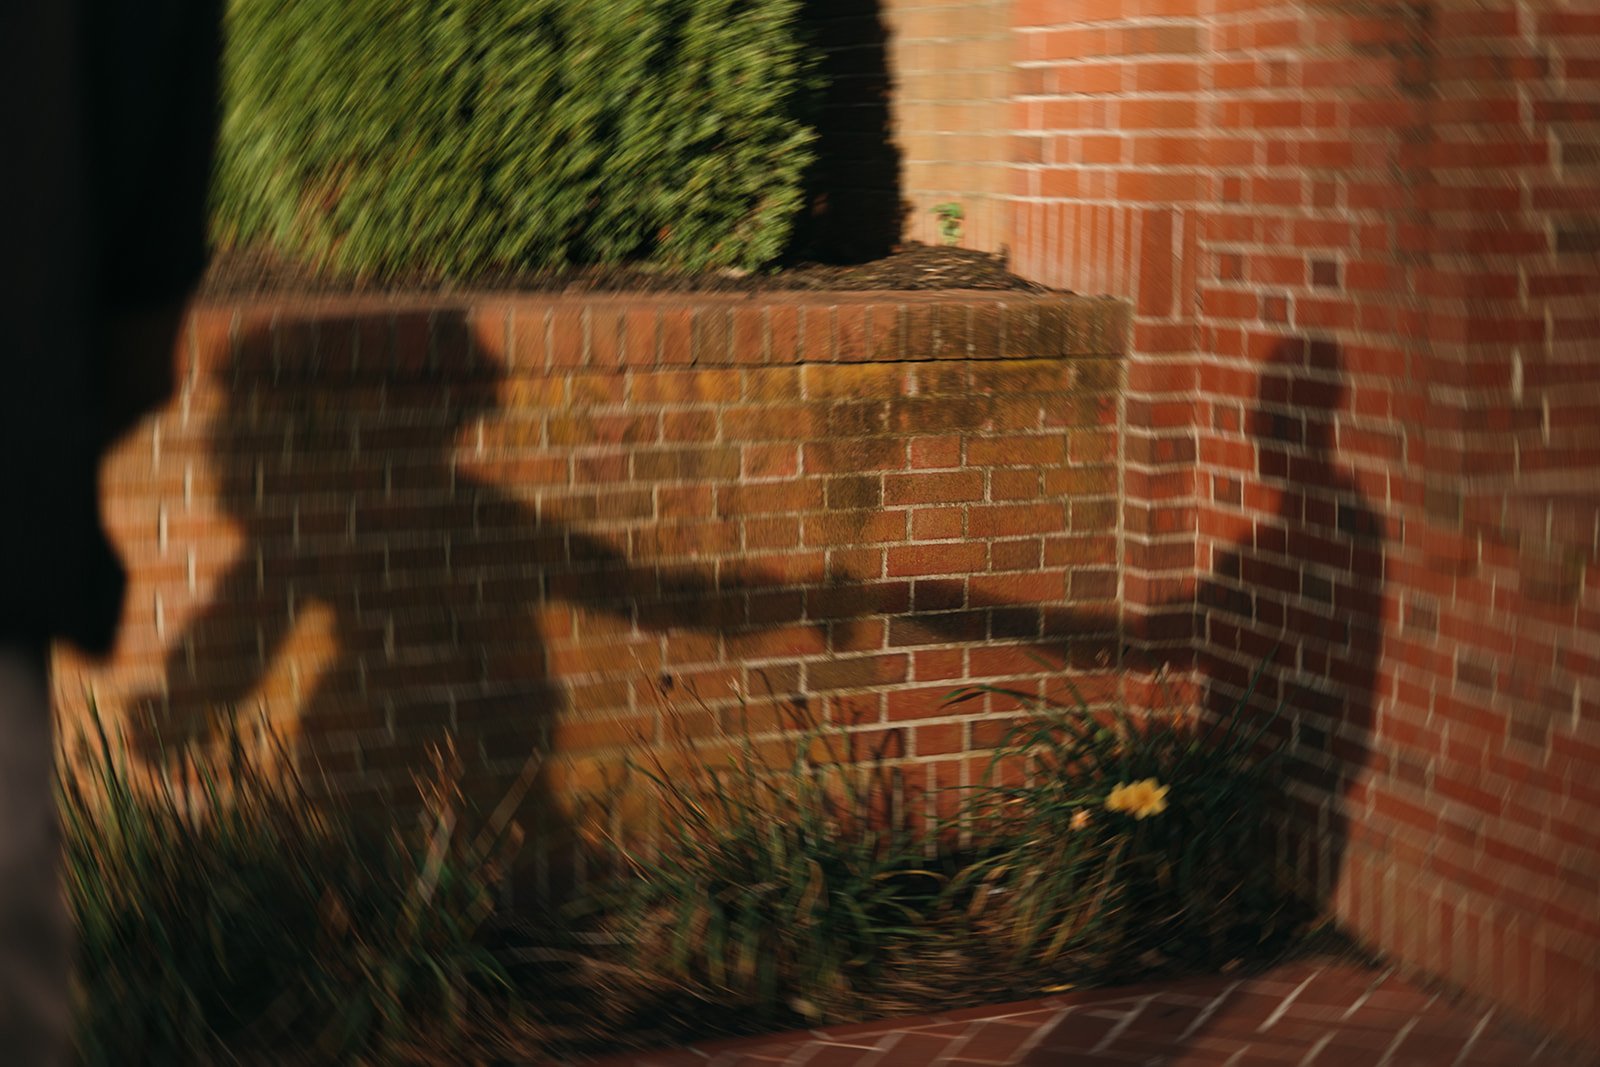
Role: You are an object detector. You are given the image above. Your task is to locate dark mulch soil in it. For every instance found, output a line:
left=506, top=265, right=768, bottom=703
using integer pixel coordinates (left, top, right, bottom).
left=198, top=243, right=1054, bottom=299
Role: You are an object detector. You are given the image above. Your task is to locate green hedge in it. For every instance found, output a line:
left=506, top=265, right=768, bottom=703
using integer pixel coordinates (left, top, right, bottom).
left=212, top=0, right=818, bottom=278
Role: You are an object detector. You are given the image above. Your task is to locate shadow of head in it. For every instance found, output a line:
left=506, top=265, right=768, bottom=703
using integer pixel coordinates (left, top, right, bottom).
left=1246, top=338, right=1346, bottom=480
left=129, top=310, right=548, bottom=801
left=215, top=310, right=504, bottom=496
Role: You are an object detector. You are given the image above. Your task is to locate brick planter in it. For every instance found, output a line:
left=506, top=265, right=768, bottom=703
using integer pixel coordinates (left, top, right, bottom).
left=57, top=289, right=1128, bottom=892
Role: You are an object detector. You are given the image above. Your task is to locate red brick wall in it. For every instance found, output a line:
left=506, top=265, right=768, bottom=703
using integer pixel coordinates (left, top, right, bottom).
left=55, top=292, right=1129, bottom=894
left=1007, top=0, right=1600, bottom=1042
left=50, top=0, right=1599, bottom=1039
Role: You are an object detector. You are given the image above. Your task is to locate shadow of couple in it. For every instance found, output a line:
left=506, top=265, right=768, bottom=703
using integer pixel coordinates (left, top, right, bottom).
left=130, top=310, right=1384, bottom=911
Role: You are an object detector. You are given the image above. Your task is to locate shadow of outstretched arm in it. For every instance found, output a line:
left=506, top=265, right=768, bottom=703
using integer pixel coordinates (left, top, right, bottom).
left=555, top=526, right=816, bottom=637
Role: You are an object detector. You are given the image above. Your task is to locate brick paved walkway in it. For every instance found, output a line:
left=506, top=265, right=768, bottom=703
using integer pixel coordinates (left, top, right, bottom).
left=578, top=959, right=1594, bottom=1066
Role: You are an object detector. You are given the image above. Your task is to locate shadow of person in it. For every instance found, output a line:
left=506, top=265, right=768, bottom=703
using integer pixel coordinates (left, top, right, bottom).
left=128, top=308, right=807, bottom=898
left=1006, top=338, right=1387, bottom=1060
left=1195, top=338, right=1385, bottom=910
left=1051, top=340, right=1382, bottom=905
left=890, top=336, right=1385, bottom=930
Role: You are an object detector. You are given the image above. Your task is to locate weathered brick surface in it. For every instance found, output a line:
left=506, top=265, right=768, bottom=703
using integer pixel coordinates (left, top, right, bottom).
left=57, top=291, right=1125, bottom=898
left=1007, top=0, right=1600, bottom=1044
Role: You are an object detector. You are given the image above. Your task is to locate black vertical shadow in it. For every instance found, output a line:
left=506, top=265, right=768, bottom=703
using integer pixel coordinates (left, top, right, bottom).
left=787, top=0, right=904, bottom=263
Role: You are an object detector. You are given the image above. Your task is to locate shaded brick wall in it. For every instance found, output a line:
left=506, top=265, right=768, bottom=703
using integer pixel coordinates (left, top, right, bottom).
left=56, top=292, right=1128, bottom=894
left=1006, top=0, right=1600, bottom=1042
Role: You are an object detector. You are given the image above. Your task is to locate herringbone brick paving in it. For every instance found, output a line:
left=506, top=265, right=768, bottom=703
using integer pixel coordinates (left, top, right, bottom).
left=576, top=959, right=1596, bottom=1066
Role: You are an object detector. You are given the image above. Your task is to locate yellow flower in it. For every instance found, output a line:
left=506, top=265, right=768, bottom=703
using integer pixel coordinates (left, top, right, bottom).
left=1069, top=809, right=1091, bottom=831
left=1104, top=778, right=1170, bottom=819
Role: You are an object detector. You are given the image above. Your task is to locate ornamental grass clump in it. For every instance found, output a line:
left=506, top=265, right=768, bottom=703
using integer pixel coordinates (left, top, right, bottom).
left=60, top=701, right=534, bottom=1065
left=947, top=666, right=1306, bottom=978
left=581, top=707, right=940, bottom=1028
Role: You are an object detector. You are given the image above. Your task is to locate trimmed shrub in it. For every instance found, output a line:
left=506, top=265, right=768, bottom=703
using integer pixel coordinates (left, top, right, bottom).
left=212, top=0, right=819, bottom=278
left=580, top=711, right=939, bottom=1027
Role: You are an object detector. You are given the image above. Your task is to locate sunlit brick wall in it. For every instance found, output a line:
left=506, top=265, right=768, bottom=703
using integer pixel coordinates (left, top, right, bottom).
left=886, top=0, right=1016, bottom=253
left=1005, top=0, right=1600, bottom=1042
